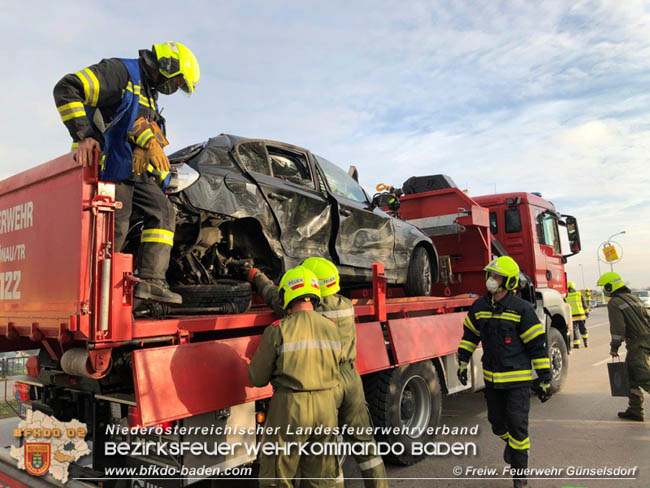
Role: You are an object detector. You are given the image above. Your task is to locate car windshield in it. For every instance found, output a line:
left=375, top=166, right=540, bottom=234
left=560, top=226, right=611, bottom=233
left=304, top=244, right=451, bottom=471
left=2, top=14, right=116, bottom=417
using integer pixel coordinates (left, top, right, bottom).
left=315, top=155, right=367, bottom=203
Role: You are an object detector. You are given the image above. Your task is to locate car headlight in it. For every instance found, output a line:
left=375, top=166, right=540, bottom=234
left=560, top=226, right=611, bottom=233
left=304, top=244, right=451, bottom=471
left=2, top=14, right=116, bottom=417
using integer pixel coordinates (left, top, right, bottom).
left=165, top=163, right=200, bottom=194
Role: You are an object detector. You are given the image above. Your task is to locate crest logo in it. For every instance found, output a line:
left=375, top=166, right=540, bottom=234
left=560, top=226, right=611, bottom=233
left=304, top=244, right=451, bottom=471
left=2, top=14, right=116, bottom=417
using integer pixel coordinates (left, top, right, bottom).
left=25, top=443, right=51, bottom=476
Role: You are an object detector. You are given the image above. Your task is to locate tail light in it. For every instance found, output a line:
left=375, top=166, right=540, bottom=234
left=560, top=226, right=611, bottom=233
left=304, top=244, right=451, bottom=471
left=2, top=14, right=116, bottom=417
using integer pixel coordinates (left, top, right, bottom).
left=13, top=382, right=31, bottom=402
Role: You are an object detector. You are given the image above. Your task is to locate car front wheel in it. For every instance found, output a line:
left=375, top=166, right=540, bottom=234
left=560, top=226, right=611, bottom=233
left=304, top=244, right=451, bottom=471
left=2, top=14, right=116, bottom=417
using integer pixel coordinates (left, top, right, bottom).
left=405, top=246, right=433, bottom=297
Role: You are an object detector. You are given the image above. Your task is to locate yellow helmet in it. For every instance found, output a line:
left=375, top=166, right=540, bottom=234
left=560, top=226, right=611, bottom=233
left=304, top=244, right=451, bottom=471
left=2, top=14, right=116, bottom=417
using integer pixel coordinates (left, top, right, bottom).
left=567, top=281, right=576, bottom=291
left=484, top=256, right=520, bottom=291
left=278, top=266, right=321, bottom=310
left=301, top=257, right=340, bottom=297
left=152, top=41, right=200, bottom=95
left=597, top=272, right=624, bottom=296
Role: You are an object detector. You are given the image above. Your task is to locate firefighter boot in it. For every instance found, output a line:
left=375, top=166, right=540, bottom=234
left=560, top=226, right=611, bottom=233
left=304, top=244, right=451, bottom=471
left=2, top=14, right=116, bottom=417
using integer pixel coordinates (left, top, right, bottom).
left=513, top=479, right=528, bottom=487
left=134, top=279, right=182, bottom=304
left=583, top=338, right=588, bottom=348
left=617, top=410, right=644, bottom=421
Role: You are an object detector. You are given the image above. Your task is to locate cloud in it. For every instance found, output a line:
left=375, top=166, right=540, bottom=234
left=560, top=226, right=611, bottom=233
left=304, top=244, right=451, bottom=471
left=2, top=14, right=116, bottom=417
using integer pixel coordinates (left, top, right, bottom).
left=1, top=1, right=650, bottom=286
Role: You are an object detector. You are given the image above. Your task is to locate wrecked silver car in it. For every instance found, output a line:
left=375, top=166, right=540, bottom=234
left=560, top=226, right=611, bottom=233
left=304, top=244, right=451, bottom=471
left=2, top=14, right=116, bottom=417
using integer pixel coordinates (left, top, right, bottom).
left=133, top=134, right=438, bottom=310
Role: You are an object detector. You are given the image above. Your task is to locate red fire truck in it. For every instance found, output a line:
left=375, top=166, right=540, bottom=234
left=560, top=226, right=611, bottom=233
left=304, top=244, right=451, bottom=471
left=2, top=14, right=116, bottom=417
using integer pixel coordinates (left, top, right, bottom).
left=0, top=156, right=580, bottom=487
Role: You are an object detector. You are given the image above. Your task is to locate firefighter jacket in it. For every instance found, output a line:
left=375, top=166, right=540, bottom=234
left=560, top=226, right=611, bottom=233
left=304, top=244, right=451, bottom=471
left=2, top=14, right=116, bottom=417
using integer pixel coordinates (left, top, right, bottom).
left=254, top=272, right=357, bottom=363
left=248, top=310, right=342, bottom=392
left=607, top=289, right=650, bottom=353
left=319, top=295, right=356, bottom=364
left=566, top=291, right=587, bottom=320
left=53, top=54, right=162, bottom=182
left=457, top=292, right=551, bottom=389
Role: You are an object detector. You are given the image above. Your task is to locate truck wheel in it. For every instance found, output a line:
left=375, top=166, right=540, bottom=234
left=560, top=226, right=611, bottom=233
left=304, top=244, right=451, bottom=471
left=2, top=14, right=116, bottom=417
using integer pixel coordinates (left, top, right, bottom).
left=405, top=246, right=432, bottom=297
left=364, top=361, right=442, bottom=465
left=171, top=280, right=252, bottom=313
left=547, top=327, right=568, bottom=393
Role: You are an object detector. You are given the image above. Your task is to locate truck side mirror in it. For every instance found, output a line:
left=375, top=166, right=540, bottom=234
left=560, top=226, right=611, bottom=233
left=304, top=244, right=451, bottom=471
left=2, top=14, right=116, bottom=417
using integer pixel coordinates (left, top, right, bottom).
left=348, top=165, right=359, bottom=183
left=565, top=215, right=581, bottom=253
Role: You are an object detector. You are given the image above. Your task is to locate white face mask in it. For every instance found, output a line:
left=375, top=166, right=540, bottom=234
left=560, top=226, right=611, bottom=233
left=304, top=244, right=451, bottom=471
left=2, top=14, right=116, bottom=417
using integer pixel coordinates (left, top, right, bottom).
left=486, top=277, right=500, bottom=293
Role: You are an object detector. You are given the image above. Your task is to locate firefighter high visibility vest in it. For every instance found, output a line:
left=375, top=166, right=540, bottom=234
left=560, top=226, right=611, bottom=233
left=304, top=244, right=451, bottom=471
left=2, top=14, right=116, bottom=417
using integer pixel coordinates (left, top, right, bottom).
left=567, top=291, right=586, bottom=320
left=97, top=58, right=142, bottom=183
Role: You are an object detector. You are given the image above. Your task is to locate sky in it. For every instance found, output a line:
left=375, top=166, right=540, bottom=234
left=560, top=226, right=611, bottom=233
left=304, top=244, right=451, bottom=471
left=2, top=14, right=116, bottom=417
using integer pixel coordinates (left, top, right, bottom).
left=1, top=1, right=649, bottom=288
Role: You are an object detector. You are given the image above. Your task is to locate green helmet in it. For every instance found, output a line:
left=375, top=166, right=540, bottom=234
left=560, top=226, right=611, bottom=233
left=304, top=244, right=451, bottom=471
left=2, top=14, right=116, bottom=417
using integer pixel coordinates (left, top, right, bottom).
left=484, top=256, right=520, bottom=291
left=597, top=272, right=624, bottom=296
left=567, top=281, right=576, bottom=291
left=152, top=41, right=200, bottom=95
left=301, top=257, right=340, bottom=297
left=278, top=266, right=321, bottom=310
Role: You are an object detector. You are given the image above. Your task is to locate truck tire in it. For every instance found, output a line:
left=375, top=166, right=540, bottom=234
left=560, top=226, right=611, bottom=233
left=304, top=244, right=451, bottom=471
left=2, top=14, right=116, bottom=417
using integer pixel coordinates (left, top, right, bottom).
left=364, top=361, right=442, bottom=465
left=547, top=326, right=568, bottom=393
left=171, top=280, right=252, bottom=313
left=405, top=246, right=433, bottom=297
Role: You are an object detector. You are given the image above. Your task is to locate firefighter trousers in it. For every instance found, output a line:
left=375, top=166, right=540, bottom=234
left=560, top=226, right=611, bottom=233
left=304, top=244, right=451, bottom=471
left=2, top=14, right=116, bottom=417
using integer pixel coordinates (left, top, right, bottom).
left=336, top=362, right=388, bottom=488
left=626, top=342, right=650, bottom=417
left=259, top=388, right=342, bottom=487
left=113, top=175, right=176, bottom=280
left=484, top=386, right=531, bottom=478
left=573, top=320, right=588, bottom=346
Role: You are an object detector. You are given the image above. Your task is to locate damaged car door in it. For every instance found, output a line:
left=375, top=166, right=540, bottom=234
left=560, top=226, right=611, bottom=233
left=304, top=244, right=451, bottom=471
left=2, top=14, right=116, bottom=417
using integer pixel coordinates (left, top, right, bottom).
left=234, top=140, right=333, bottom=264
left=313, top=154, right=396, bottom=275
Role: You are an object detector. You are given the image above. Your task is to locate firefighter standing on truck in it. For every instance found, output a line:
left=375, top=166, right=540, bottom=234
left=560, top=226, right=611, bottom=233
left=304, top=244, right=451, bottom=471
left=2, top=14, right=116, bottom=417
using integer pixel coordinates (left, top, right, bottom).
left=457, top=256, right=552, bottom=488
left=247, top=258, right=388, bottom=488
left=597, top=272, right=650, bottom=421
left=567, top=281, right=589, bottom=348
left=249, top=266, right=343, bottom=487
left=53, top=41, right=200, bottom=304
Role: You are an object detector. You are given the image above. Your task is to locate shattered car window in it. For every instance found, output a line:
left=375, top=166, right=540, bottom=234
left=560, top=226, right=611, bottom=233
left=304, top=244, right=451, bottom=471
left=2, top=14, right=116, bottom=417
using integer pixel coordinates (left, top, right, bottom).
left=315, top=155, right=367, bottom=203
left=237, top=141, right=271, bottom=175
left=268, top=149, right=314, bottom=188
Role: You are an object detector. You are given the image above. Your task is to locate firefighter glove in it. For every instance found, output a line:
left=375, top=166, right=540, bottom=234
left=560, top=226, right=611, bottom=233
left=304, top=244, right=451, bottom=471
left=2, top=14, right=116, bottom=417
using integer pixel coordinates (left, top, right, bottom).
left=146, top=139, right=170, bottom=172
left=457, top=361, right=468, bottom=386
left=132, top=147, right=148, bottom=175
left=537, top=381, right=552, bottom=403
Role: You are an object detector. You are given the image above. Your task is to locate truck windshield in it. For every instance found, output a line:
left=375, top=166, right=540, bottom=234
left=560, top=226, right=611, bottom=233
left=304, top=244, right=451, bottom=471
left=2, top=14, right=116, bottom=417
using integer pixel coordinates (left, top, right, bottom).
left=536, top=211, right=561, bottom=254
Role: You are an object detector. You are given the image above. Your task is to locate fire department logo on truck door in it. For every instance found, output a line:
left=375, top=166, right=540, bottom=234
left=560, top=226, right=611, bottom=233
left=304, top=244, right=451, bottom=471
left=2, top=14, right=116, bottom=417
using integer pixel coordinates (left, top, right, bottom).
left=25, top=442, right=51, bottom=476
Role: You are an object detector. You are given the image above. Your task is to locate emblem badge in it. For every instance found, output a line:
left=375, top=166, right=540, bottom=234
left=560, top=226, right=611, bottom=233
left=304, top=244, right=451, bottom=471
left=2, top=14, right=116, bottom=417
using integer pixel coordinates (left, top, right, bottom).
left=25, top=443, right=51, bottom=476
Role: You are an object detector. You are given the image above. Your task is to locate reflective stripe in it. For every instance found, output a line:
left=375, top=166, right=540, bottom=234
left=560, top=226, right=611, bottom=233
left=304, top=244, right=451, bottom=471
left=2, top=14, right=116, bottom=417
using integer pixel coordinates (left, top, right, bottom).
left=494, top=312, right=520, bottom=322
left=280, top=339, right=341, bottom=353
left=573, top=340, right=581, bottom=345
left=459, top=340, right=478, bottom=354
left=483, top=369, right=533, bottom=383
left=619, top=303, right=630, bottom=309
left=475, top=311, right=492, bottom=319
left=74, top=68, right=100, bottom=106
left=611, top=334, right=623, bottom=340
left=141, top=228, right=174, bottom=246
left=57, top=101, right=86, bottom=121
left=320, top=308, right=355, bottom=319
left=358, top=456, right=383, bottom=471
left=532, top=358, right=550, bottom=369
left=136, top=128, right=154, bottom=147
left=581, top=334, right=589, bottom=338
left=124, top=81, right=141, bottom=96
left=508, top=436, right=530, bottom=450
left=463, top=315, right=480, bottom=336
left=498, top=431, right=510, bottom=440
left=70, top=142, right=79, bottom=150
left=520, top=323, right=544, bottom=343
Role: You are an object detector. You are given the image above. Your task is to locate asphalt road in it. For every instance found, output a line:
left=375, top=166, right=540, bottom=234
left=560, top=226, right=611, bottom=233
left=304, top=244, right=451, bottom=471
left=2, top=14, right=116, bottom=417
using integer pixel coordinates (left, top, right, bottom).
left=343, top=307, right=650, bottom=488
left=0, top=308, right=647, bottom=487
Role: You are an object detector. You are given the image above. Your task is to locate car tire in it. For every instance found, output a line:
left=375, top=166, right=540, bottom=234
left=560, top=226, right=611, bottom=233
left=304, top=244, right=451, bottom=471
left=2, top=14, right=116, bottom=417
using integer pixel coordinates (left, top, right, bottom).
left=405, top=246, right=433, bottom=297
left=547, top=326, right=568, bottom=393
left=171, top=280, right=252, bottom=313
left=364, top=361, right=442, bottom=465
